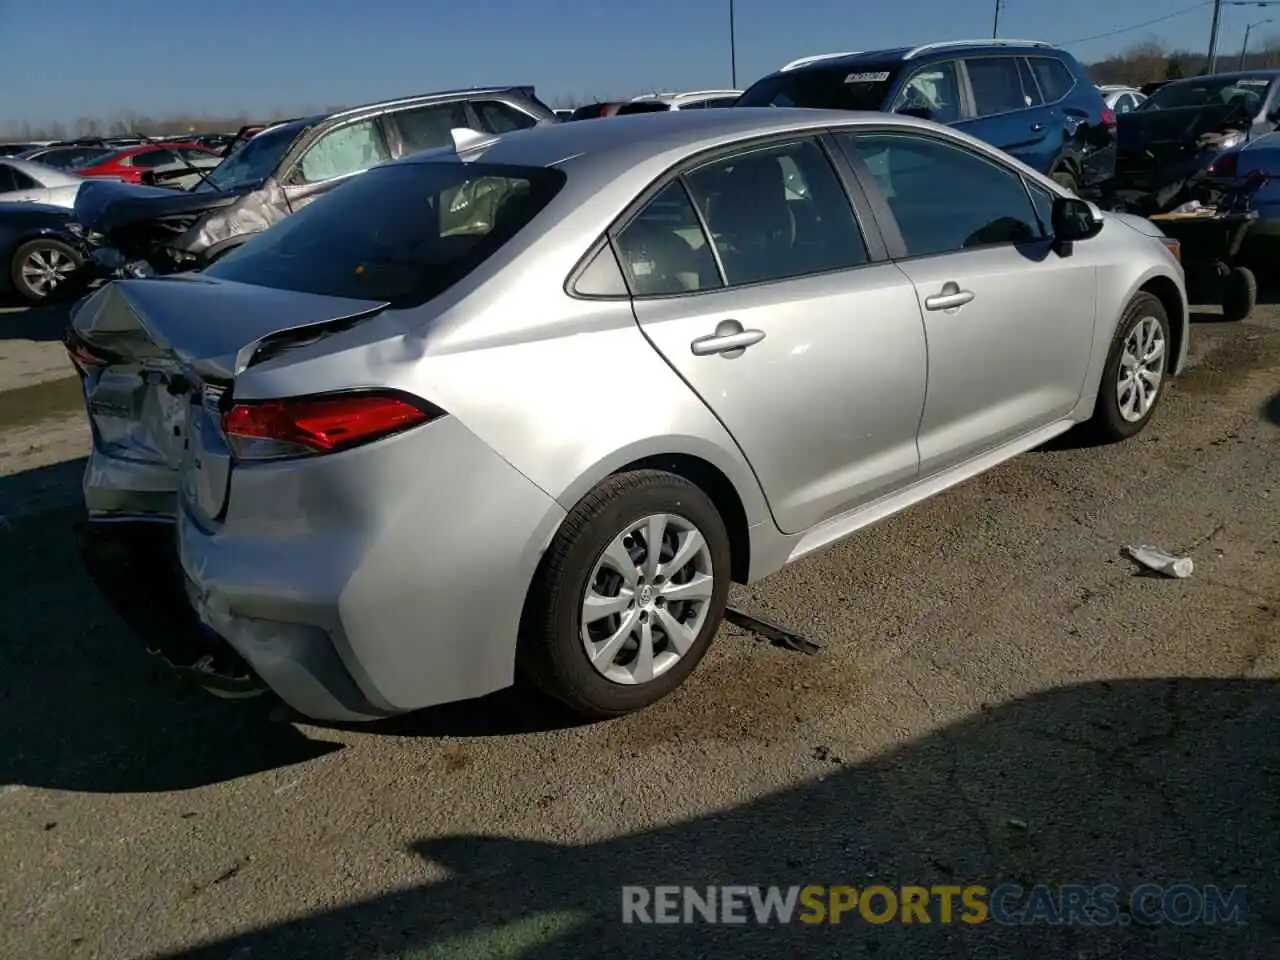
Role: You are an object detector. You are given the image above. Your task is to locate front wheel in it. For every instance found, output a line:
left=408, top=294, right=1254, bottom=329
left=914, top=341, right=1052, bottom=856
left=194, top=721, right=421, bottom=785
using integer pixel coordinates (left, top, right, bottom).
left=1083, top=292, right=1171, bottom=443
left=518, top=470, right=731, bottom=719
left=1221, top=266, right=1256, bottom=323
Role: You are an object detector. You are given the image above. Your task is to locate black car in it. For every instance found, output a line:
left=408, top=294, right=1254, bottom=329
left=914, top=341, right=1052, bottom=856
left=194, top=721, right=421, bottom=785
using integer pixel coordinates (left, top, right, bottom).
left=0, top=202, right=83, bottom=304
left=1114, top=70, right=1280, bottom=198
left=70, top=86, right=558, bottom=280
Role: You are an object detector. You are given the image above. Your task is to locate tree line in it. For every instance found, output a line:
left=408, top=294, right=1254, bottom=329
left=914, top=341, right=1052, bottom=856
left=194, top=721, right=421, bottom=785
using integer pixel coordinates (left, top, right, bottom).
left=7, top=41, right=1280, bottom=141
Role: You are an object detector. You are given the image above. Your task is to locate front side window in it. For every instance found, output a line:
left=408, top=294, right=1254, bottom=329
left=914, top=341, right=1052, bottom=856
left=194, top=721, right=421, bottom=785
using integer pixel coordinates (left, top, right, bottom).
left=891, top=61, right=963, bottom=123
left=206, top=161, right=565, bottom=306
left=0, top=165, right=19, bottom=193
left=131, top=148, right=177, bottom=168
left=614, top=181, right=722, bottom=296
left=840, top=132, right=1043, bottom=257
left=966, top=57, right=1029, bottom=116
left=296, top=119, right=391, bottom=184
left=472, top=100, right=538, bottom=134
left=392, top=103, right=469, bottom=155
left=683, top=138, right=869, bottom=286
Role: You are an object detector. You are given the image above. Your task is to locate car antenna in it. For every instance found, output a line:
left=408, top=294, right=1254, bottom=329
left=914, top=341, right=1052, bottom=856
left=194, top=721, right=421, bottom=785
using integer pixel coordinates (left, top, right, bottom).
left=132, top=129, right=220, bottom=192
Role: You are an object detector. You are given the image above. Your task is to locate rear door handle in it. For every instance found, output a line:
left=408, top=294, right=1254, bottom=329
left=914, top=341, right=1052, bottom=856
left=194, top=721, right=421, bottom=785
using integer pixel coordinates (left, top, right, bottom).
left=691, top=320, right=766, bottom=356
left=1030, top=122, right=1045, bottom=133
left=924, top=282, right=975, bottom=312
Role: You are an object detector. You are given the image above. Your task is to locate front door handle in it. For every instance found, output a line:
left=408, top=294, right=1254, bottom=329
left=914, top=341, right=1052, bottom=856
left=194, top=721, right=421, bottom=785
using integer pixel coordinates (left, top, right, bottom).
left=691, top=319, right=766, bottom=357
left=1030, top=122, right=1045, bottom=133
left=924, top=281, right=975, bottom=312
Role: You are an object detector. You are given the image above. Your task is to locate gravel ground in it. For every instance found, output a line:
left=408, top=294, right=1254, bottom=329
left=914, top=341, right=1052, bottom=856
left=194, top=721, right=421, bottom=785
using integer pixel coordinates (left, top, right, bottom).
left=1, top=299, right=1278, bottom=959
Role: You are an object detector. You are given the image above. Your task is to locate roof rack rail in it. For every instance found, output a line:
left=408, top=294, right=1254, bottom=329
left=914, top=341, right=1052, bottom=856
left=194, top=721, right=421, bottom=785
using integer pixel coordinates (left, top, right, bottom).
left=903, top=38, right=1051, bottom=60
left=779, top=51, right=862, bottom=72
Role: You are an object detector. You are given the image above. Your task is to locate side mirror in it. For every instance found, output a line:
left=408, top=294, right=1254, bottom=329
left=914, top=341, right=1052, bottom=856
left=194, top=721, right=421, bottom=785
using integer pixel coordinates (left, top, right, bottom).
left=1051, top=196, right=1103, bottom=243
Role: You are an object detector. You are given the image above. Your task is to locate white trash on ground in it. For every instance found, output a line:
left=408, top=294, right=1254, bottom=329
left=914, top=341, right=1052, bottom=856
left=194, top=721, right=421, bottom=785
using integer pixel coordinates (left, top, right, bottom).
left=1124, top=544, right=1195, bottom=579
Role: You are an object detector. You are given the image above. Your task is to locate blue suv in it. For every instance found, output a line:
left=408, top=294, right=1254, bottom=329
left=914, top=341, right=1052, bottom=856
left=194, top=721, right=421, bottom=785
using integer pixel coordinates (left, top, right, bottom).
left=736, top=39, right=1117, bottom=195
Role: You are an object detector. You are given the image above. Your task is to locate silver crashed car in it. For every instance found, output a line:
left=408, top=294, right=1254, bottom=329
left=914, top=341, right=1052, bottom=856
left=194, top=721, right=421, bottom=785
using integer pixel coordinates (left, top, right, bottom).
left=68, top=108, right=1188, bottom=723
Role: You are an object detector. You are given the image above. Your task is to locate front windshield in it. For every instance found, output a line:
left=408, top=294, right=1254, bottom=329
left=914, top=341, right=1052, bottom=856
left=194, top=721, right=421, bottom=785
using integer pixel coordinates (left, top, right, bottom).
left=1139, top=76, right=1272, bottom=112
left=736, top=65, right=901, bottom=111
left=193, top=122, right=309, bottom=193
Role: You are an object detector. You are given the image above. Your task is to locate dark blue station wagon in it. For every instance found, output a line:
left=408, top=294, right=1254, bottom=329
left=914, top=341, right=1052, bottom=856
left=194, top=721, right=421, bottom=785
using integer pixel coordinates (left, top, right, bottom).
left=736, top=39, right=1117, bottom=195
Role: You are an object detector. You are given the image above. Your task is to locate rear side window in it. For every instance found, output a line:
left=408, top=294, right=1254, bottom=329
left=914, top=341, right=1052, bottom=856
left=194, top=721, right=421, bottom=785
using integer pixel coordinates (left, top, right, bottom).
left=472, top=101, right=538, bottom=133
left=966, top=58, right=1029, bottom=116
left=132, top=148, right=178, bottom=168
left=614, top=181, right=722, bottom=296
left=390, top=104, right=468, bottom=156
left=1028, top=57, right=1076, bottom=103
left=0, top=166, right=19, bottom=193
left=206, top=162, right=566, bottom=307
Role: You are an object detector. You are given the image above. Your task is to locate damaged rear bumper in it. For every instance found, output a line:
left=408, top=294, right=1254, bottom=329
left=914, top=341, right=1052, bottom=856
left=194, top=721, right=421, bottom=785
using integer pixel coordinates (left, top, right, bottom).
left=73, top=516, right=263, bottom=692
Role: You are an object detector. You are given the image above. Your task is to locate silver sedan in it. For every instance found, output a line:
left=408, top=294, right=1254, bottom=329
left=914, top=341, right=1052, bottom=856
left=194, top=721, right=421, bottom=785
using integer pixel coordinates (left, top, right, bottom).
left=0, top=158, right=87, bottom=208
left=69, top=108, right=1188, bottom=722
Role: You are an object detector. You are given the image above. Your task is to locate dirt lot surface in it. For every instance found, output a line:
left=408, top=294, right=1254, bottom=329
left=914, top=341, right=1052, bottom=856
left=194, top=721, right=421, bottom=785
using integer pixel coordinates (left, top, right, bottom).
left=1, top=298, right=1278, bottom=959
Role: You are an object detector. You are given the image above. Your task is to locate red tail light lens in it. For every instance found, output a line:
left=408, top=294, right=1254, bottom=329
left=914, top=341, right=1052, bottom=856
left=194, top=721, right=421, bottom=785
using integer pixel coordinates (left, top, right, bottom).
left=223, top=391, right=443, bottom=461
left=1101, top=108, right=1117, bottom=129
left=1207, top=151, right=1238, bottom=177
left=64, top=331, right=111, bottom=377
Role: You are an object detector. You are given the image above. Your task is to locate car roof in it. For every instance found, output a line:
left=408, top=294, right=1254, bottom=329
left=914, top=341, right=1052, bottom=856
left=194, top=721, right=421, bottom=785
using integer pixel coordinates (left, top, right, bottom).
left=0, top=157, right=83, bottom=186
left=778, top=39, right=1058, bottom=75
left=404, top=106, right=953, bottom=175
left=1161, top=69, right=1280, bottom=87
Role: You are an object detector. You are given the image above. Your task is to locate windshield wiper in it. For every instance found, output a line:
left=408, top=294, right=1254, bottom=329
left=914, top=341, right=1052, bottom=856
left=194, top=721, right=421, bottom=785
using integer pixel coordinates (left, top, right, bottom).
left=131, top=129, right=220, bottom=193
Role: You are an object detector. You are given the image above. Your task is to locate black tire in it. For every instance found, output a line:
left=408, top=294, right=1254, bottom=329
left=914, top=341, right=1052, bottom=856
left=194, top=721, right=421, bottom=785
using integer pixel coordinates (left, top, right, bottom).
left=518, top=469, right=731, bottom=719
left=1221, top=266, right=1256, bottom=323
left=10, top=237, right=83, bottom=304
left=1083, top=292, right=1172, bottom=443
left=1051, top=167, right=1080, bottom=195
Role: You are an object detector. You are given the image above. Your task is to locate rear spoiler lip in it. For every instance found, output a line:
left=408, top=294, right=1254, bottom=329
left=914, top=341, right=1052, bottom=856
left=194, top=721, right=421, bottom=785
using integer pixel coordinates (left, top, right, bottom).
left=70, top=276, right=391, bottom=382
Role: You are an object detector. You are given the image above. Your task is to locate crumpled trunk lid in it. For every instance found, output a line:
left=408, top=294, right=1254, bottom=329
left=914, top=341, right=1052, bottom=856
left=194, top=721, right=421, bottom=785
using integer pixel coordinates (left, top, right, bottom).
left=71, top=277, right=389, bottom=524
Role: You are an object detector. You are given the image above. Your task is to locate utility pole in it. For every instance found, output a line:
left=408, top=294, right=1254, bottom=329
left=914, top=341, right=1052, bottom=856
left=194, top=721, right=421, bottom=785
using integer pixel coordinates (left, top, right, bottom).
left=1207, top=0, right=1225, bottom=73
left=1241, top=18, right=1272, bottom=68
left=729, top=0, right=737, bottom=88
left=993, top=0, right=1003, bottom=38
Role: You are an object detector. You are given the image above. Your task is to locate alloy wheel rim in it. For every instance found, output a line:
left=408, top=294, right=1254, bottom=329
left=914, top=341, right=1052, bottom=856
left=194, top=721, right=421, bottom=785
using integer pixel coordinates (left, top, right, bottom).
left=21, top=246, right=74, bottom=296
left=580, top=512, right=715, bottom=685
left=1116, top=315, right=1166, bottom=423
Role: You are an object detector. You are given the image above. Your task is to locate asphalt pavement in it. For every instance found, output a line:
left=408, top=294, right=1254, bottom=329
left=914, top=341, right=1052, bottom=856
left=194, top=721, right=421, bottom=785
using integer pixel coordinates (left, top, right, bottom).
left=1, top=297, right=1278, bottom=959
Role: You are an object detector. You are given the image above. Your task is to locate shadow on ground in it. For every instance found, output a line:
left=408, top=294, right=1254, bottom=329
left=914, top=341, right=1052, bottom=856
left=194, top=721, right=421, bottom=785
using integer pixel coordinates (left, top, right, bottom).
left=166, top=678, right=1278, bottom=959
left=1264, top=392, right=1280, bottom=427
left=0, top=492, right=341, bottom=793
left=0, top=297, right=73, bottom=342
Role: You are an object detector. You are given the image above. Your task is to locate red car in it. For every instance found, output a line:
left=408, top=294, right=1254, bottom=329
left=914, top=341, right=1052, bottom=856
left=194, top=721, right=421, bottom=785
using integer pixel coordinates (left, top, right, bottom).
left=75, top=142, right=220, bottom=184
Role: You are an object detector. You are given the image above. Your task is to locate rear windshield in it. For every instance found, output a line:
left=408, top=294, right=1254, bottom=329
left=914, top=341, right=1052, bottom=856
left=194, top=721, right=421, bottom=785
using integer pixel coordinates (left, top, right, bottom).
left=205, top=161, right=566, bottom=306
left=736, top=65, right=902, bottom=110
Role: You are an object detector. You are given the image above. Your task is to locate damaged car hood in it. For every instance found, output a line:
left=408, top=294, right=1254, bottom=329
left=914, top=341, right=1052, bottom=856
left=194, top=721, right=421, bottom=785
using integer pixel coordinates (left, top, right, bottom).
left=71, top=275, right=390, bottom=381
left=73, top=179, right=245, bottom=233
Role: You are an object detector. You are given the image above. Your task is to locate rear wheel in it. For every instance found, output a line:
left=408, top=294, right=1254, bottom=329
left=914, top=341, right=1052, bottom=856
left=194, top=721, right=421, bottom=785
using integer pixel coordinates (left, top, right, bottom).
left=1222, top=266, right=1256, bottom=323
left=11, top=238, right=82, bottom=304
left=1084, top=292, right=1171, bottom=443
left=518, top=470, right=731, bottom=719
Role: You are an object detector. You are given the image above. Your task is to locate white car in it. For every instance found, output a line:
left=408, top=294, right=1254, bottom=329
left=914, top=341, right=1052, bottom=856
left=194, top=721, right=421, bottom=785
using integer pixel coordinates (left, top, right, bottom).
left=0, top=158, right=87, bottom=208
left=1097, top=85, right=1147, bottom=114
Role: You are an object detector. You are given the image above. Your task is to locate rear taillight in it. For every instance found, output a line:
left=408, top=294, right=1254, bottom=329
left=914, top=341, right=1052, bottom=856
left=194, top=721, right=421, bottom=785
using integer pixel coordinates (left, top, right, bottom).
left=223, top=391, right=443, bottom=461
left=1101, top=108, right=1117, bottom=129
left=1207, top=151, right=1238, bottom=178
left=64, top=331, right=111, bottom=377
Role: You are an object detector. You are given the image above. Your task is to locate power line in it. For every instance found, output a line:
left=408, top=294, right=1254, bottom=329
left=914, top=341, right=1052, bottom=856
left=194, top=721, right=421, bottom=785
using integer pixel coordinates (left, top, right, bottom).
left=1056, top=1, right=1214, bottom=47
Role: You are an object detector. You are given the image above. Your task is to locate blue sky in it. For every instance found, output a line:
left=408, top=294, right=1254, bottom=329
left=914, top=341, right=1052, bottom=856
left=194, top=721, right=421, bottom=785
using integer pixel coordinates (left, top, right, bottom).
left=0, top=0, right=1268, bottom=127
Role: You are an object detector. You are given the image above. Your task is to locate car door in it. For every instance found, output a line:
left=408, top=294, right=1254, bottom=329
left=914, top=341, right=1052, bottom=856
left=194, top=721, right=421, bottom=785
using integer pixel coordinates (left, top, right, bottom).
left=836, top=130, right=1097, bottom=475
left=0, top=163, right=49, bottom=203
left=958, top=56, right=1055, bottom=172
left=621, top=135, right=928, bottom=534
left=280, top=116, right=393, bottom=212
